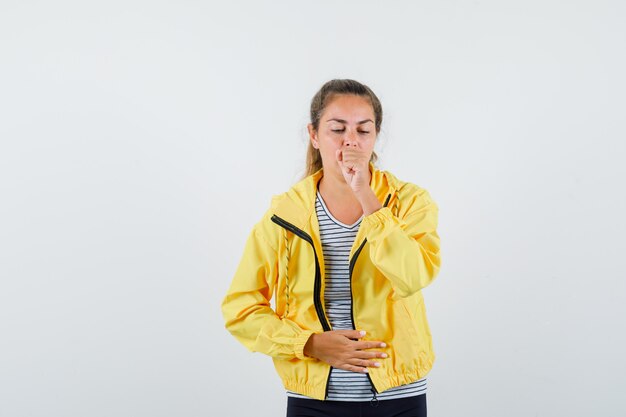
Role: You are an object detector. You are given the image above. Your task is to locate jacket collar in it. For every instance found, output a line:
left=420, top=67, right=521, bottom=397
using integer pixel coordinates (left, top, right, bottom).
left=271, top=161, right=402, bottom=230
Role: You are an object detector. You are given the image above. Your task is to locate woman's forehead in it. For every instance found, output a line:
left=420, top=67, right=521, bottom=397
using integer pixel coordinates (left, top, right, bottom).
left=323, top=97, right=375, bottom=123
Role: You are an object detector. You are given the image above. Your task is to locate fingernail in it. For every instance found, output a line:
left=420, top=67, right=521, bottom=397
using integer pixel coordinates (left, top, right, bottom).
left=380, top=342, right=386, bottom=347
left=374, top=362, right=381, bottom=367
left=363, top=368, right=369, bottom=373
left=381, top=353, right=388, bottom=358
left=360, top=330, right=366, bottom=336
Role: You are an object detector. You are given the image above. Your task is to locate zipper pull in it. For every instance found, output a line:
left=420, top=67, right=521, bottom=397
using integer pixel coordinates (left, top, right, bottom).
left=370, top=388, right=379, bottom=407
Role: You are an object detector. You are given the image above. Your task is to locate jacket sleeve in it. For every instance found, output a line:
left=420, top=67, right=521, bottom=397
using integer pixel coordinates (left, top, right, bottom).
left=221, top=221, right=316, bottom=360
left=360, top=184, right=441, bottom=298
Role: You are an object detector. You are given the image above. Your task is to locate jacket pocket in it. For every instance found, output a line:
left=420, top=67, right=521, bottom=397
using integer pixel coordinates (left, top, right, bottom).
left=402, top=296, right=433, bottom=351
left=397, top=298, right=421, bottom=348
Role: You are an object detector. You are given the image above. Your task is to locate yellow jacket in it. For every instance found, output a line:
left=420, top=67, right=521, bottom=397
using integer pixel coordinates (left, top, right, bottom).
left=221, top=162, right=441, bottom=400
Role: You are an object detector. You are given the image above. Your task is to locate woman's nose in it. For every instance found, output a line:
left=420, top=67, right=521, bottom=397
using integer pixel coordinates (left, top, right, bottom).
left=343, top=131, right=358, bottom=147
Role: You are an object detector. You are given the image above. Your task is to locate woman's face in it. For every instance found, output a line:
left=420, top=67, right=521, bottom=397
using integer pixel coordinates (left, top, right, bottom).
left=308, top=94, right=377, bottom=180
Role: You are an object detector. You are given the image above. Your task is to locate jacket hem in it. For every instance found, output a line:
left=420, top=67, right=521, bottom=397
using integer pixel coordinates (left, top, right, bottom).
left=374, top=355, right=435, bottom=393
left=283, top=381, right=326, bottom=401
left=281, top=359, right=435, bottom=401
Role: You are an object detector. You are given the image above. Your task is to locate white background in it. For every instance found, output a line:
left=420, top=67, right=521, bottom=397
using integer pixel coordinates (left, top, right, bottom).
left=1, top=1, right=624, bottom=416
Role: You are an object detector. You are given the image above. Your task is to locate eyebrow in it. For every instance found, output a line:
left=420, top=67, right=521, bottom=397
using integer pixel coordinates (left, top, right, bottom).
left=326, top=118, right=374, bottom=125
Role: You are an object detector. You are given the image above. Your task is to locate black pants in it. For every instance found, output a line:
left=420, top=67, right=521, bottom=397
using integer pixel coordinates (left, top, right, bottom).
left=286, top=394, right=427, bottom=417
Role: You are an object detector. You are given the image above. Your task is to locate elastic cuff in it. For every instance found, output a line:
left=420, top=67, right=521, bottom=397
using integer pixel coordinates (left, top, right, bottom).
left=294, top=330, right=316, bottom=360
left=361, top=206, right=395, bottom=230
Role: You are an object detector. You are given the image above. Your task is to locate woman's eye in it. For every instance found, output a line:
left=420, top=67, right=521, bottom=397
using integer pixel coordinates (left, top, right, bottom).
left=331, top=129, right=370, bottom=134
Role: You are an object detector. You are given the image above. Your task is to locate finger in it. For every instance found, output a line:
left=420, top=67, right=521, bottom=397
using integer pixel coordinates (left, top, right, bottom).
left=340, top=151, right=367, bottom=166
left=348, top=358, right=382, bottom=369
left=354, top=340, right=387, bottom=350
left=336, top=329, right=367, bottom=340
left=340, top=148, right=359, bottom=159
left=338, top=364, right=369, bottom=374
left=353, top=350, right=388, bottom=360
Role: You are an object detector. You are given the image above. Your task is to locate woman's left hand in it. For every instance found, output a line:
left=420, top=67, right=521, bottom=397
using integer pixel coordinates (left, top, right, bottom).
left=335, top=142, right=371, bottom=194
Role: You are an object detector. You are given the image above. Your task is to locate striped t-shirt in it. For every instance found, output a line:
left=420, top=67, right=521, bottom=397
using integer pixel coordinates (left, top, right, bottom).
left=286, top=189, right=427, bottom=402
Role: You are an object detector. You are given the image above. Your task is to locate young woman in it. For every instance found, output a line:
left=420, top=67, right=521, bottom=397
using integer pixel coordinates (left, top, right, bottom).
left=221, top=79, right=441, bottom=417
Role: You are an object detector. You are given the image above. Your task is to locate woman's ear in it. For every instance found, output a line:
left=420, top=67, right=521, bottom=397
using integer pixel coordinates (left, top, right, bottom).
left=307, top=123, right=319, bottom=149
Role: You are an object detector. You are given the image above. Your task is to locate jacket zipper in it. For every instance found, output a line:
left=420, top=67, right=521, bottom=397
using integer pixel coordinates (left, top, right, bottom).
left=348, top=238, right=379, bottom=400
left=347, top=193, right=392, bottom=401
left=269, top=192, right=392, bottom=401
left=270, top=214, right=333, bottom=399
left=383, top=193, right=391, bottom=207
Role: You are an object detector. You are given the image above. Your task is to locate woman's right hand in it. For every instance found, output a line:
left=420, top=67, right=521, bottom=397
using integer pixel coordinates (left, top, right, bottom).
left=303, top=330, right=388, bottom=373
